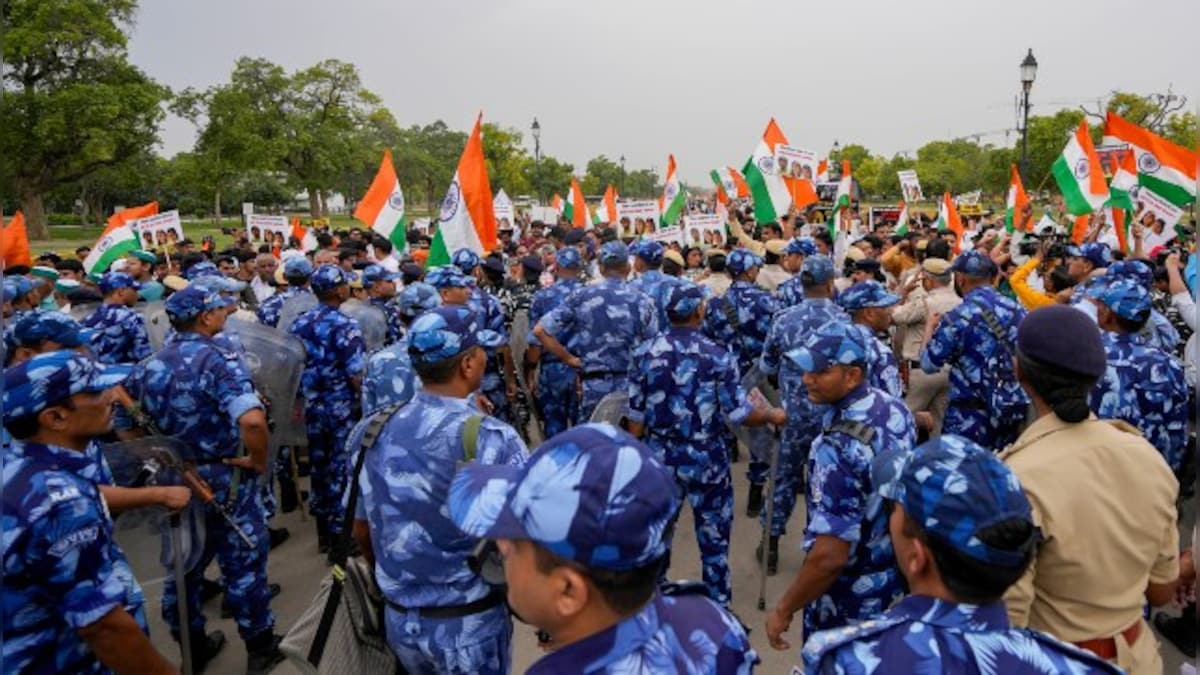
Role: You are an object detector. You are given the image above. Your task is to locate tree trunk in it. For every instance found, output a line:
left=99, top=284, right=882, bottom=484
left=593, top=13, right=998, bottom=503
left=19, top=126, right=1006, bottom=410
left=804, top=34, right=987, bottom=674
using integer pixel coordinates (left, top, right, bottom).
left=317, top=191, right=327, bottom=217
left=308, top=187, right=321, bottom=218
left=213, top=188, right=223, bottom=227
left=19, top=189, right=50, bottom=240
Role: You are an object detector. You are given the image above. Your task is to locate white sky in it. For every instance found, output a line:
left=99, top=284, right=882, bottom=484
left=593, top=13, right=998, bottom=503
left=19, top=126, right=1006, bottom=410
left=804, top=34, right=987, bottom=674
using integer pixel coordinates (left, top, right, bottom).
left=129, top=0, right=1199, bottom=185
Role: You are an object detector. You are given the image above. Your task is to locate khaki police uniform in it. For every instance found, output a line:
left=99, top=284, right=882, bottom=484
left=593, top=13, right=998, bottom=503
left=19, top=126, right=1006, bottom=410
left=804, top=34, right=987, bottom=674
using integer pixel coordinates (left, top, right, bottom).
left=891, top=260, right=961, bottom=435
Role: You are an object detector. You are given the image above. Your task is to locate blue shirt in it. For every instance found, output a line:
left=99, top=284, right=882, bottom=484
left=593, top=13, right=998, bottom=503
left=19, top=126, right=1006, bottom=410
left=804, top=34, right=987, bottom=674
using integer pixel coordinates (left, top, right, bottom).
left=369, top=296, right=405, bottom=346
left=703, top=280, right=780, bottom=373
left=529, top=278, right=583, bottom=364
left=921, top=286, right=1027, bottom=409
left=526, top=590, right=758, bottom=675
left=539, top=277, right=658, bottom=376
left=760, top=299, right=848, bottom=423
left=289, top=304, right=366, bottom=412
left=361, top=336, right=418, bottom=416
left=352, top=391, right=527, bottom=608
left=776, top=276, right=807, bottom=309
left=852, top=324, right=903, bottom=399
left=629, top=269, right=683, bottom=329
left=257, top=287, right=311, bottom=328
left=1091, top=331, right=1189, bottom=472
left=83, top=303, right=152, bottom=364
left=805, top=384, right=916, bottom=633
left=2, top=440, right=149, bottom=674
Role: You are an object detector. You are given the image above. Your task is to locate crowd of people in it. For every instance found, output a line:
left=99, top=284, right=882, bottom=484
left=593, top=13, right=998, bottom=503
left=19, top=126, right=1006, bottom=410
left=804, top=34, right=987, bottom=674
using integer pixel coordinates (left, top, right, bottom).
left=1, top=198, right=1196, bottom=674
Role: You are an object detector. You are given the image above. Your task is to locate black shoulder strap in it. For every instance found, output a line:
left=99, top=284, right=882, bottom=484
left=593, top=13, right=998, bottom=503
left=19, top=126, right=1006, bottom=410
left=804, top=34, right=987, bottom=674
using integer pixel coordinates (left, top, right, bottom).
left=826, top=420, right=876, bottom=446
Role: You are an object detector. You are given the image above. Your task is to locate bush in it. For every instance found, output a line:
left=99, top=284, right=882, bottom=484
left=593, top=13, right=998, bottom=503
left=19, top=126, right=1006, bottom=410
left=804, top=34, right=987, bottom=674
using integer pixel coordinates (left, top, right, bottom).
left=47, top=213, right=86, bottom=226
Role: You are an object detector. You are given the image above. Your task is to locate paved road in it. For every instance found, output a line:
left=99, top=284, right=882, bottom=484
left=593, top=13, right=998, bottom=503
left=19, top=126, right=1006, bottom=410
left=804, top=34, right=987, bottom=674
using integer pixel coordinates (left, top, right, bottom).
left=135, top=453, right=1192, bottom=673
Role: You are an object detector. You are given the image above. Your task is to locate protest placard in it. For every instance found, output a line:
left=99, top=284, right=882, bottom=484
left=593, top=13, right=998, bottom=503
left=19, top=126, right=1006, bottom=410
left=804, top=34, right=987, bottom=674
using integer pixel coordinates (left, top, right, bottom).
left=774, top=145, right=819, bottom=181
left=898, top=170, right=924, bottom=202
left=645, top=225, right=683, bottom=246
left=132, top=210, right=185, bottom=250
left=1131, top=185, right=1185, bottom=230
left=493, top=189, right=515, bottom=229
left=246, top=214, right=290, bottom=246
left=682, top=213, right=726, bottom=247
left=616, top=200, right=661, bottom=238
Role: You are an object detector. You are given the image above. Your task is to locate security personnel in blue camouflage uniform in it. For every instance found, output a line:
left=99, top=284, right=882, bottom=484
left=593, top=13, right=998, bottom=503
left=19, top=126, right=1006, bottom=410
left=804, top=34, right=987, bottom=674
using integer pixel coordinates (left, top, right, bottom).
left=921, top=250, right=1029, bottom=449
left=350, top=305, right=528, bottom=675
left=1090, top=279, right=1189, bottom=474
left=449, top=423, right=759, bottom=674
left=758, top=255, right=848, bottom=573
left=838, top=281, right=903, bottom=398
left=527, top=246, right=585, bottom=437
left=256, top=256, right=313, bottom=328
left=453, top=248, right=518, bottom=424
left=82, top=271, right=153, bottom=365
left=766, top=320, right=916, bottom=649
left=627, top=281, right=786, bottom=606
left=534, top=241, right=659, bottom=424
left=288, top=264, right=365, bottom=553
left=775, top=237, right=818, bottom=309
left=3, top=276, right=38, bottom=360
left=703, top=247, right=781, bottom=516
left=1093, top=258, right=1181, bottom=354
left=120, top=286, right=283, bottom=672
left=801, top=436, right=1121, bottom=675
left=361, top=281, right=441, bottom=415
left=629, top=239, right=682, bottom=327
left=2, top=351, right=178, bottom=674
left=362, top=263, right=405, bottom=345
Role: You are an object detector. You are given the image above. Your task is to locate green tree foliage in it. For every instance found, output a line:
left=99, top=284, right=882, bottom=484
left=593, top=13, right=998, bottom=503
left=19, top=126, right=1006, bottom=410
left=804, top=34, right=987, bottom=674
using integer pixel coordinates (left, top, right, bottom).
left=581, top=155, right=623, bottom=195
left=526, top=156, right=576, bottom=202
left=622, top=168, right=660, bottom=199
left=480, top=123, right=532, bottom=198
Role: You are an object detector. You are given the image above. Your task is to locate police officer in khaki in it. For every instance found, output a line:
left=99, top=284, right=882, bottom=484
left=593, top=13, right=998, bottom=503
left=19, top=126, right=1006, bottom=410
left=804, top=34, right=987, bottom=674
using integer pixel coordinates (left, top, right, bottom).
left=999, top=305, right=1180, bottom=675
left=890, top=256, right=961, bottom=435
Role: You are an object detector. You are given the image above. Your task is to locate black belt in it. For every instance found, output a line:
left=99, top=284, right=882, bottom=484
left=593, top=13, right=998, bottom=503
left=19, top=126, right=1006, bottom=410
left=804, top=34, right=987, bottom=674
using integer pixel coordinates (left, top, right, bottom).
left=581, top=371, right=623, bottom=381
left=385, top=591, right=504, bottom=619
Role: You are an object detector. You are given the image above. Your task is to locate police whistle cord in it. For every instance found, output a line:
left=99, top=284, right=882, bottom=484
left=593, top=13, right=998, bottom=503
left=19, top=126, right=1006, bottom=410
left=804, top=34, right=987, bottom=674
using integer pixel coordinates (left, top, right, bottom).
left=114, top=386, right=256, bottom=549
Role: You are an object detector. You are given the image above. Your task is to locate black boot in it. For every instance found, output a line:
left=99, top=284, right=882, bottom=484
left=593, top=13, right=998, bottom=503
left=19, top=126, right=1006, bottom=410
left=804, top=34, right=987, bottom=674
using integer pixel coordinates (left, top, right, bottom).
left=1154, top=605, right=1197, bottom=658
left=755, top=536, right=780, bottom=575
left=188, top=629, right=227, bottom=674
left=199, top=577, right=224, bottom=604
left=746, top=483, right=764, bottom=518
left=245, top=630, right=285, bottom=675
left=316, top=522, right=330, bottom=555
left=278, top=483, right=299, bottom=513
left=222, top=583, right=281, bottom=619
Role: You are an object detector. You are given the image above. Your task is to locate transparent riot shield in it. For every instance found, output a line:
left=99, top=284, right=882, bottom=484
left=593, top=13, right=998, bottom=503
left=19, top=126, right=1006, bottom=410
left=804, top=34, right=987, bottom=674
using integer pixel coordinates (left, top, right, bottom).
left=730, top=364, right=782, bottom=464
left=221, top=316, right=307, bottom=462
left=277, top=292, right=318, bottom=334
left=340, top=299, right=388, bottom=353
left=588, top=391, right=630, bottom=427
left=134, top=300, right=170, bottom=352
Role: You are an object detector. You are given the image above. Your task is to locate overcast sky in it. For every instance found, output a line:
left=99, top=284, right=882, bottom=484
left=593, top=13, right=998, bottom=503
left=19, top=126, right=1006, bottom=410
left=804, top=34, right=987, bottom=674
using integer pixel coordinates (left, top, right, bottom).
left=129, top=0, right=1198, bottom=186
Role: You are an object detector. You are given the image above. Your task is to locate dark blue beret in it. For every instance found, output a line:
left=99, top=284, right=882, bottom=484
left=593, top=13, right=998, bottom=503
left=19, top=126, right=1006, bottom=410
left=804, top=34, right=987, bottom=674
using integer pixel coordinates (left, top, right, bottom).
left=1016, top=305, right=1106, bottom=378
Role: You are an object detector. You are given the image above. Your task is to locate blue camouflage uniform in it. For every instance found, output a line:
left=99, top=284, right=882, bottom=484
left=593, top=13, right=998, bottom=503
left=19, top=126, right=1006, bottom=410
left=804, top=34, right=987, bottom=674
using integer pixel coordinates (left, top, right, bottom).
left=759, top=256, right=848, bottom=537
left=838, top=281, right=903, bottom=399
left=3, top=277, right=37, bottom=357
left=629, top=240, right=682, bottom=328
left=921, top=251, right=1028, bottom=450
left=803, top=435, right=1120, bottom=675
left=289, top=265, right=366, bottom=537
left=258, top=256, right=315, bottom=328
left=363, top=264, right=405, bottom=345
left=538, top=241, right=659, bottom=424
left=1073, top=260, right=1182, bottom=354
left=628, top=282, right=754, bottom=606
left=454, top=249, right=516, bottom=425
left=361, top=282, right=441, bottom=415
left=787, top=321, right=916, bottom=635
left=775, top=237, right=818, bottom=309
left=351, top=306, right=526, bottom=675
left=1090, top=280, right=1189, bottom=473
left=703, top=249, right=780, bottom=486
left=528, top=248, right=584, bottom=437
left=1, top=353, right=149, bottom=674
left=449, top=423, right=759, bottom=675
left=82, top=273, right=152, bottom=365
left=120, top=287, right=276, bottom=642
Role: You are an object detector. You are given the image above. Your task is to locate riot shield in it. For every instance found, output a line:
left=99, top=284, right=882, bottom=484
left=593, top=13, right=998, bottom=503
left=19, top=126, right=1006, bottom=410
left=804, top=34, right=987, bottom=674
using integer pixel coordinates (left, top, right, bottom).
left=277, top=292, right=318, bottom=334
left=68, top=303, right=98, bottom=323
left=134, top=300, right=170, bottom=352
left=221, top=316, right=307, bottom=458
left=510, top=309, right=530, bottom=371
left=730, top=365, right=781, bottom=464
left=340, top=299, right=388, bottom=353
left=588, top=391, right=630, bottom=427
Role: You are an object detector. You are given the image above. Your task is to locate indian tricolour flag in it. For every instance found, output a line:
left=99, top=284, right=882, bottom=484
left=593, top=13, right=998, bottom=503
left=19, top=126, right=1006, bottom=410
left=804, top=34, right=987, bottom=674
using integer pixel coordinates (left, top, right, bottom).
left=935, top=192, right=965, bottom=253
left=551, top=194, right=563, bottom=215
left=427, top=114, right=498, bottom=268
left=291, top=217, right=318, bottom=252
left=593, top=184, right=617, bottom=225
left=1051, top=119, right=1109, bottom=215
left=354, top=149, right=408, bottom=252
left=1106, top=149, right=1138, bottom=253
left=84, top=223, right=140, bottom=275
left=659, top=154, right=686, bottom=227
left=895, top=202, right=910, bottom=235
left=825, top=160, right=852, bottom=239
left=816, top=159, right=829, bottom=183
left=1103, top=111, right=1197, bottom=208
left=741, top=119, right=792, bottom=224
left=563, top=177, right=588, bottom=228
left=710, top=166, right=749, bottom=205
left=1004, top=164, right=1030, bottom=233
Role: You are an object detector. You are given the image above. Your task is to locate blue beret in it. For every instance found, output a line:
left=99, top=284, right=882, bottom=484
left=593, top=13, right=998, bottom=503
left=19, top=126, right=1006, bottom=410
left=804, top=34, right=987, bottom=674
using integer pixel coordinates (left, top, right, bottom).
left=1016, top=305, right=1105, bottom=378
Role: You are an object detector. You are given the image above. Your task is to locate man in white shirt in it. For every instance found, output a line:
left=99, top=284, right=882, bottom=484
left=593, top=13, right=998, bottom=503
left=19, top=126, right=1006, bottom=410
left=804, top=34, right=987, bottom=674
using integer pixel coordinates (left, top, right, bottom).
left=250, top=253, right=278, bottom=304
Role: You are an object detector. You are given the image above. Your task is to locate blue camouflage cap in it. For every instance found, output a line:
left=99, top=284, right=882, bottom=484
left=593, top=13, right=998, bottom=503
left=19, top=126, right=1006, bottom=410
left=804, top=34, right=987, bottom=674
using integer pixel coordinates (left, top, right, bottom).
left=785, top=319, right=868, bottom=373
left=800, top=254, right=836, bottom=286
left=1097, top=278, right=1152, bottom=323
left=876, top=435, right=1036, bottom=568
left=184, top=260, right=219, bottom=280
left=3, top=350, right=131, bottom=424
left=309, top=264, right=348, bottom=293
left=1106, top=259, right=1153, bottom=287
left=450, top=423, right=680, bottom=571
left=599, top=241, right=629, bottom=266
left=1066, top=242, right=1113, bottom=269
left=948, top=250, right=997, bottom=278
left=838, top=280, right=900, bottom=311
left=98, top=271, right=141, bottom=294
left=361, top=264, right=400, bottom=288
left=164, top=286, right=235, bottom=322
left=728, top=249, right=764, bottom=276
left=407, top=305, right=503, bottom=366
left=665, top=281, right=708, bottom=321
left=452, top=248, right=481, bottom=273
left=190, top=273, right=246, bottom=295
left=555, top=246, right=583, bottom=270
left=785, top=237, right=818, bottom=256
left=282, top=255, right=314, bottom=277
left=631, top=239, right=664, bottom=265
left=3, top=276, right=34, bottom=302
left=12, top=311, right=95, bottom=349
left=397, top=282, right=442, bottom=320
left=424, top=265, right=472, bottom=289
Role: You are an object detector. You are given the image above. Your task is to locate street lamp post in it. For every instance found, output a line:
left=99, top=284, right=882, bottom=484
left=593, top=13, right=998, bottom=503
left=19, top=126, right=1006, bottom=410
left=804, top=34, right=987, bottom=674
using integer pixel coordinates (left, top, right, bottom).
left=830, top=140, right=841, bottom=180
left=619, top=155, right=626, bottom=194
left=531, top=117, right=542, bottom=203
left=1019, top=49, right=1038, bottom=184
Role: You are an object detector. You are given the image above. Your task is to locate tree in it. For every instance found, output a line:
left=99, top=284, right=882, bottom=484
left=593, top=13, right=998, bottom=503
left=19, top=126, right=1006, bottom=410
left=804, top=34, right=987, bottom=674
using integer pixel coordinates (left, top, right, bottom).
left=0, top=0, right=169, bottom=238
left=393, top=121, right=467, bottom=213
left=480, top=123, right=531, bottom=197
left=1021, top=109, right=1085, bottom=194
left=622, top=169, right=660, bottom=199
left=581, top=155, right=623, bottom=195
left=525, top=156, right=575, bottom=202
